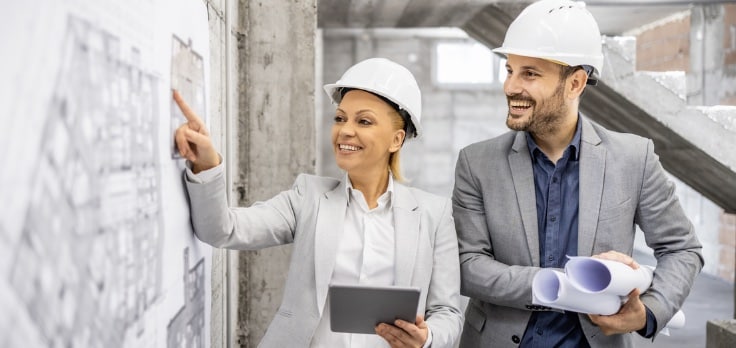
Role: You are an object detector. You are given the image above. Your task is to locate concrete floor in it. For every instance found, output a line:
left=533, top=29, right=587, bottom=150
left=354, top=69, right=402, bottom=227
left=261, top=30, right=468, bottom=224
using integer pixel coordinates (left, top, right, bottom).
left=632, top=251, right=734, bottom=347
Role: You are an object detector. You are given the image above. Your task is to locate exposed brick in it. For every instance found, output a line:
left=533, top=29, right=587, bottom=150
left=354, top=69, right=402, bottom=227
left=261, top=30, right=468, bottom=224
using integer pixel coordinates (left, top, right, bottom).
left=718, top=248, right=735, bottom=283
left=726, top=51, right=736, bottom=66
left=719, top=227, right=736, bottom=247
left=636, top=16, right=691, bottom=72
left=721, top=95, right=736, bottom=106
left=722, top=212, right=736, bottom=226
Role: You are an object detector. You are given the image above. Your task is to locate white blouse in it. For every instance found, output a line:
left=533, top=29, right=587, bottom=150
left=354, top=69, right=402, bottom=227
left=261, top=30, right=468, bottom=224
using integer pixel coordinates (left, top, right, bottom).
left=310, top=174, right=396, bottom=347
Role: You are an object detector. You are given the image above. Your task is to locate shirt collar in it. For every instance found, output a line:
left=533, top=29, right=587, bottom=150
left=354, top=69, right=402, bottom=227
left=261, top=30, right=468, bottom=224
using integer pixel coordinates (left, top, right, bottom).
left=525, top=116, right=582, bottom=161
left=342, top=172, right=395, bottom=207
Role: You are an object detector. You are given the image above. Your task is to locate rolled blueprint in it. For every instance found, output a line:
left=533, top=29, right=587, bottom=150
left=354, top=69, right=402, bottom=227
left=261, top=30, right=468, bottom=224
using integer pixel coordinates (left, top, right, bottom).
left=564, top=256, right=653, bottom=295
left=532, top=269, right=621, bottom=315
left=531, top=256, right=687, bottom=332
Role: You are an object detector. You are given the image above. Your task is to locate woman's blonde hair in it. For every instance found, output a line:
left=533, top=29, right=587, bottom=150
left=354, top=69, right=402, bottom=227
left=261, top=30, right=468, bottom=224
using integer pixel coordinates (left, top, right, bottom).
left=388, top=110, right=407, bottom=182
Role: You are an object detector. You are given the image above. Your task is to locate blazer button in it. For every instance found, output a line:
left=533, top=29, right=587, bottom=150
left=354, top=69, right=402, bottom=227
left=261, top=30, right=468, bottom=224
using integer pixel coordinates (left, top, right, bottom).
left=512, top=335, right=520, bottom=344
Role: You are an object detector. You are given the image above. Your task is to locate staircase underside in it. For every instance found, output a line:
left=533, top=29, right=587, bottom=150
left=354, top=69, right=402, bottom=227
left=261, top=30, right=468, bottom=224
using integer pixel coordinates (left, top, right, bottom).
left=581, top=82, right=736, bottom=213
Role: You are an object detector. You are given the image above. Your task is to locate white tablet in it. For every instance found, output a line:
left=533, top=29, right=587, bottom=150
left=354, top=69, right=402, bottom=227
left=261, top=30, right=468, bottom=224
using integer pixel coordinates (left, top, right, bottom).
left=329, top=283, right=421, bottom=334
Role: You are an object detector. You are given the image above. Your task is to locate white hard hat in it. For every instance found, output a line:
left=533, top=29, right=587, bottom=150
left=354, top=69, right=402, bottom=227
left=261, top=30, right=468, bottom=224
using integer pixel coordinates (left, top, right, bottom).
left=493, top=0, right=604, bottom=82
left=324, top=57, right=422, bottom=138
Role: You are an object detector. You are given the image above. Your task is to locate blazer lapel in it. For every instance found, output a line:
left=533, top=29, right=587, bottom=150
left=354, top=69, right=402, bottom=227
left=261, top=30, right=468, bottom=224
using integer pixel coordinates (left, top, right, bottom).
left=578, top=118, right=605, bottom=257
left=509, top=132, right=540, bottom=266
left=392, top=183, right=420, bottom=287
left=314, top=180, right=348, bottom=316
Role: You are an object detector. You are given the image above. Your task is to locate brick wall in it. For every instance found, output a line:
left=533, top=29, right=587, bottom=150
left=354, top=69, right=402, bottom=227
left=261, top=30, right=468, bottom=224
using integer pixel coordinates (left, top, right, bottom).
left=635, top=14, right=690, bottom=72
left=720, top=214, right=736, bottom=282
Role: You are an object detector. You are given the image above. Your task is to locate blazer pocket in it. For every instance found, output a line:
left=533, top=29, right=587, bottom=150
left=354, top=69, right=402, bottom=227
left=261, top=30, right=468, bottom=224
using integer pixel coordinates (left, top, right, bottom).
left=465, top=302, right=487, bottom=333
left=598, top=198, right=633, bottom=221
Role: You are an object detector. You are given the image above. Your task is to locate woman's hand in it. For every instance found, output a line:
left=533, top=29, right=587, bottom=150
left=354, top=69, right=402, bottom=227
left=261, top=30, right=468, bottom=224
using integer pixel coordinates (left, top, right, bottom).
left=172, top=90, right=220, bottom=173
left=375, top=315, right=429, bottom=348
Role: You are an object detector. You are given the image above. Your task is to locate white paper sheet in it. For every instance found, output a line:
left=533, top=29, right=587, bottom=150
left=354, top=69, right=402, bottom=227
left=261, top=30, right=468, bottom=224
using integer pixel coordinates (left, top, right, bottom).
left=532, top=269, right=622, bottom=315
left=565, top=256, right=653, bottom=295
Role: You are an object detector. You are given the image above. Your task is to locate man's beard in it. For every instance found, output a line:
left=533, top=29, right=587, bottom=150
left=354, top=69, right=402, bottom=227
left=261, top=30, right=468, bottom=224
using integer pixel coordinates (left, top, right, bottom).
left=506, top=82, right=567, bottom=136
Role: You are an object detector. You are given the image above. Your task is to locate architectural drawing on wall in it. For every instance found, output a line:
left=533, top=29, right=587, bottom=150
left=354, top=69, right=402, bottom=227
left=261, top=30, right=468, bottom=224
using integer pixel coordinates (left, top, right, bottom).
left=4, top=16, right=165, bottom=347
left=167, top=247, right=206, bottom=348
left=170, top=35, right=206, bottom=160
left=0, top=0, right=211, bottom=346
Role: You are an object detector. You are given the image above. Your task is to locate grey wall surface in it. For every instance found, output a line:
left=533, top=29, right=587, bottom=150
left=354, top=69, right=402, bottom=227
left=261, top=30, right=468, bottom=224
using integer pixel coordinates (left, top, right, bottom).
left=232, top=0, right=317, bottom=347
left=202, top=1, right=317, bottom=346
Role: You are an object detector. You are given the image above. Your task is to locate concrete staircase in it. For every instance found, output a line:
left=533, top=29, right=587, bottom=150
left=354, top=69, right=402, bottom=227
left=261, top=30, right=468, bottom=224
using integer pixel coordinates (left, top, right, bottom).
left=463, top=4, right=736, bottom=213
left=592, top=36, right=736, bottom=213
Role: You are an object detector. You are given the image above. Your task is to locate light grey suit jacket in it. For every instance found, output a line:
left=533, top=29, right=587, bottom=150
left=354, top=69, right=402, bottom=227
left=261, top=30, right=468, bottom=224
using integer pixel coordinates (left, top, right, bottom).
left=185, top=172, right=463, bottom=347
left=452, top=117, right=703, bottom=347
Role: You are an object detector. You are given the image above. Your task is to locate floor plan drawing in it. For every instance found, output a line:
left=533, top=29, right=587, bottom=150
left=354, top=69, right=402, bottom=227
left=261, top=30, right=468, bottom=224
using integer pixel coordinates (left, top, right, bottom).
left=167, top=248, right=206, bottom=348
left=0, top=1, right=212, bottom=347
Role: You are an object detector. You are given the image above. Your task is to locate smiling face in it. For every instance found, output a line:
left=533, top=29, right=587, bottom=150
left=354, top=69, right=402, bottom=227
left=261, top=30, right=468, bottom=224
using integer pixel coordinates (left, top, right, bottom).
left=503, top=54, right=576, bottom=137
left=331, top=89, right=406, bottom=177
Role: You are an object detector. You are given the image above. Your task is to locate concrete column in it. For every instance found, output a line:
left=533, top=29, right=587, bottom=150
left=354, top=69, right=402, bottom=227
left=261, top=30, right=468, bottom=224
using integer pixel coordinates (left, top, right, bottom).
left=234, top=0, right=316, bottom=347
left=707, top=320, right=736, bottom=347
left=688, top=4, right=725, bottom=106
left=202, top=0, right=240, bottom=346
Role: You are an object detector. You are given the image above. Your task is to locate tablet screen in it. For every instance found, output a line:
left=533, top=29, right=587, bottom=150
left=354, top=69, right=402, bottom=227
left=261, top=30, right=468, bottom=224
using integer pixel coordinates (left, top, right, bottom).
left=329, top=284, right=421, bottom=334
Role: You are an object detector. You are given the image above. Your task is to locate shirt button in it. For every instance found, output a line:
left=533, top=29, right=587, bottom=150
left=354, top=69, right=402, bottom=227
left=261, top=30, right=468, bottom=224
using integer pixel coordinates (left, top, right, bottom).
left=552, top=177, right=558, bottom=183
left=550, top=216, right=557, bottom=222
left=537, top=328, right=544, bottom=335
left=548, top=256, right=554, bottom=261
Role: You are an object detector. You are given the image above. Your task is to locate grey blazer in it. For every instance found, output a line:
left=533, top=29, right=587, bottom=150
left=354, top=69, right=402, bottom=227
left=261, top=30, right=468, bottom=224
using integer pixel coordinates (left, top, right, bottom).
left=452, top=117, right=703, bottom=347
left=185, top=172, right=463, bottom=347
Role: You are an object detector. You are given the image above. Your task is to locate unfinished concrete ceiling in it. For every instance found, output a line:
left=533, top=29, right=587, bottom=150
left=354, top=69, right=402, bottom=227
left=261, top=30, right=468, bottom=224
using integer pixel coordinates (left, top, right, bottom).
left=317, top=0, right=706, bottom=35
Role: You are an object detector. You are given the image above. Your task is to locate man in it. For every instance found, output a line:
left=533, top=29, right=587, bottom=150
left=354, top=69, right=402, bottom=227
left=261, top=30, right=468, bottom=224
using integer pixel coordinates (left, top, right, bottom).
left=452, top=0, right=704, bottom=347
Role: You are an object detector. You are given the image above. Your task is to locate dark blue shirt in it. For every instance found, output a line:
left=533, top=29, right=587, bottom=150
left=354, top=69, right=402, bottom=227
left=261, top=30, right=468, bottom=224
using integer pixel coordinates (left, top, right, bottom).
left=519, top=119, right=656, bottom=347
left=521, top=120, right=588, bottom=348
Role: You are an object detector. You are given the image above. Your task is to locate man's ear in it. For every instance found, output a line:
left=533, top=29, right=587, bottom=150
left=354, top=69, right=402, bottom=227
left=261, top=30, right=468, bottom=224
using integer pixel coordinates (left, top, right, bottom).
left=568, top=68, right=589, bottom=99
left=390, top=130, right=406, bottom=152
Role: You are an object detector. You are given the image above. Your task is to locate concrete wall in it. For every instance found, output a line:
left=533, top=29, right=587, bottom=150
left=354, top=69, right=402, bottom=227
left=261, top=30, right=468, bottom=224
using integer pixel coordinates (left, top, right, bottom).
left=204, top=0, right=316, bottom=347
left=724, top=5, right=736, bottom=105
left=233, top=0, right=316, bottom=347
left=632, top=3, right=735, bottom=283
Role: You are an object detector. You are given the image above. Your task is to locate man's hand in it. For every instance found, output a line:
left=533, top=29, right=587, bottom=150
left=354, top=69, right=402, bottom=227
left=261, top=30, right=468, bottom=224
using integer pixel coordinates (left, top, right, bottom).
left=592, top=250, right=639, bottom=270
left=587, top=250, right=647, bottom=335
left=375, top=315, right=429, bottom=348
left=173, top=90, right=220, bottom=173
left=589, top=288, right=647, bottom=335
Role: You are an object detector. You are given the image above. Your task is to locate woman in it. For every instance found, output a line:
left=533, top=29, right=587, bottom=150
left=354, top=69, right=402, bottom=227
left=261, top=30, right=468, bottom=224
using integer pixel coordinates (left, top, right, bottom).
left=174, top=58, right=463, bottom=347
